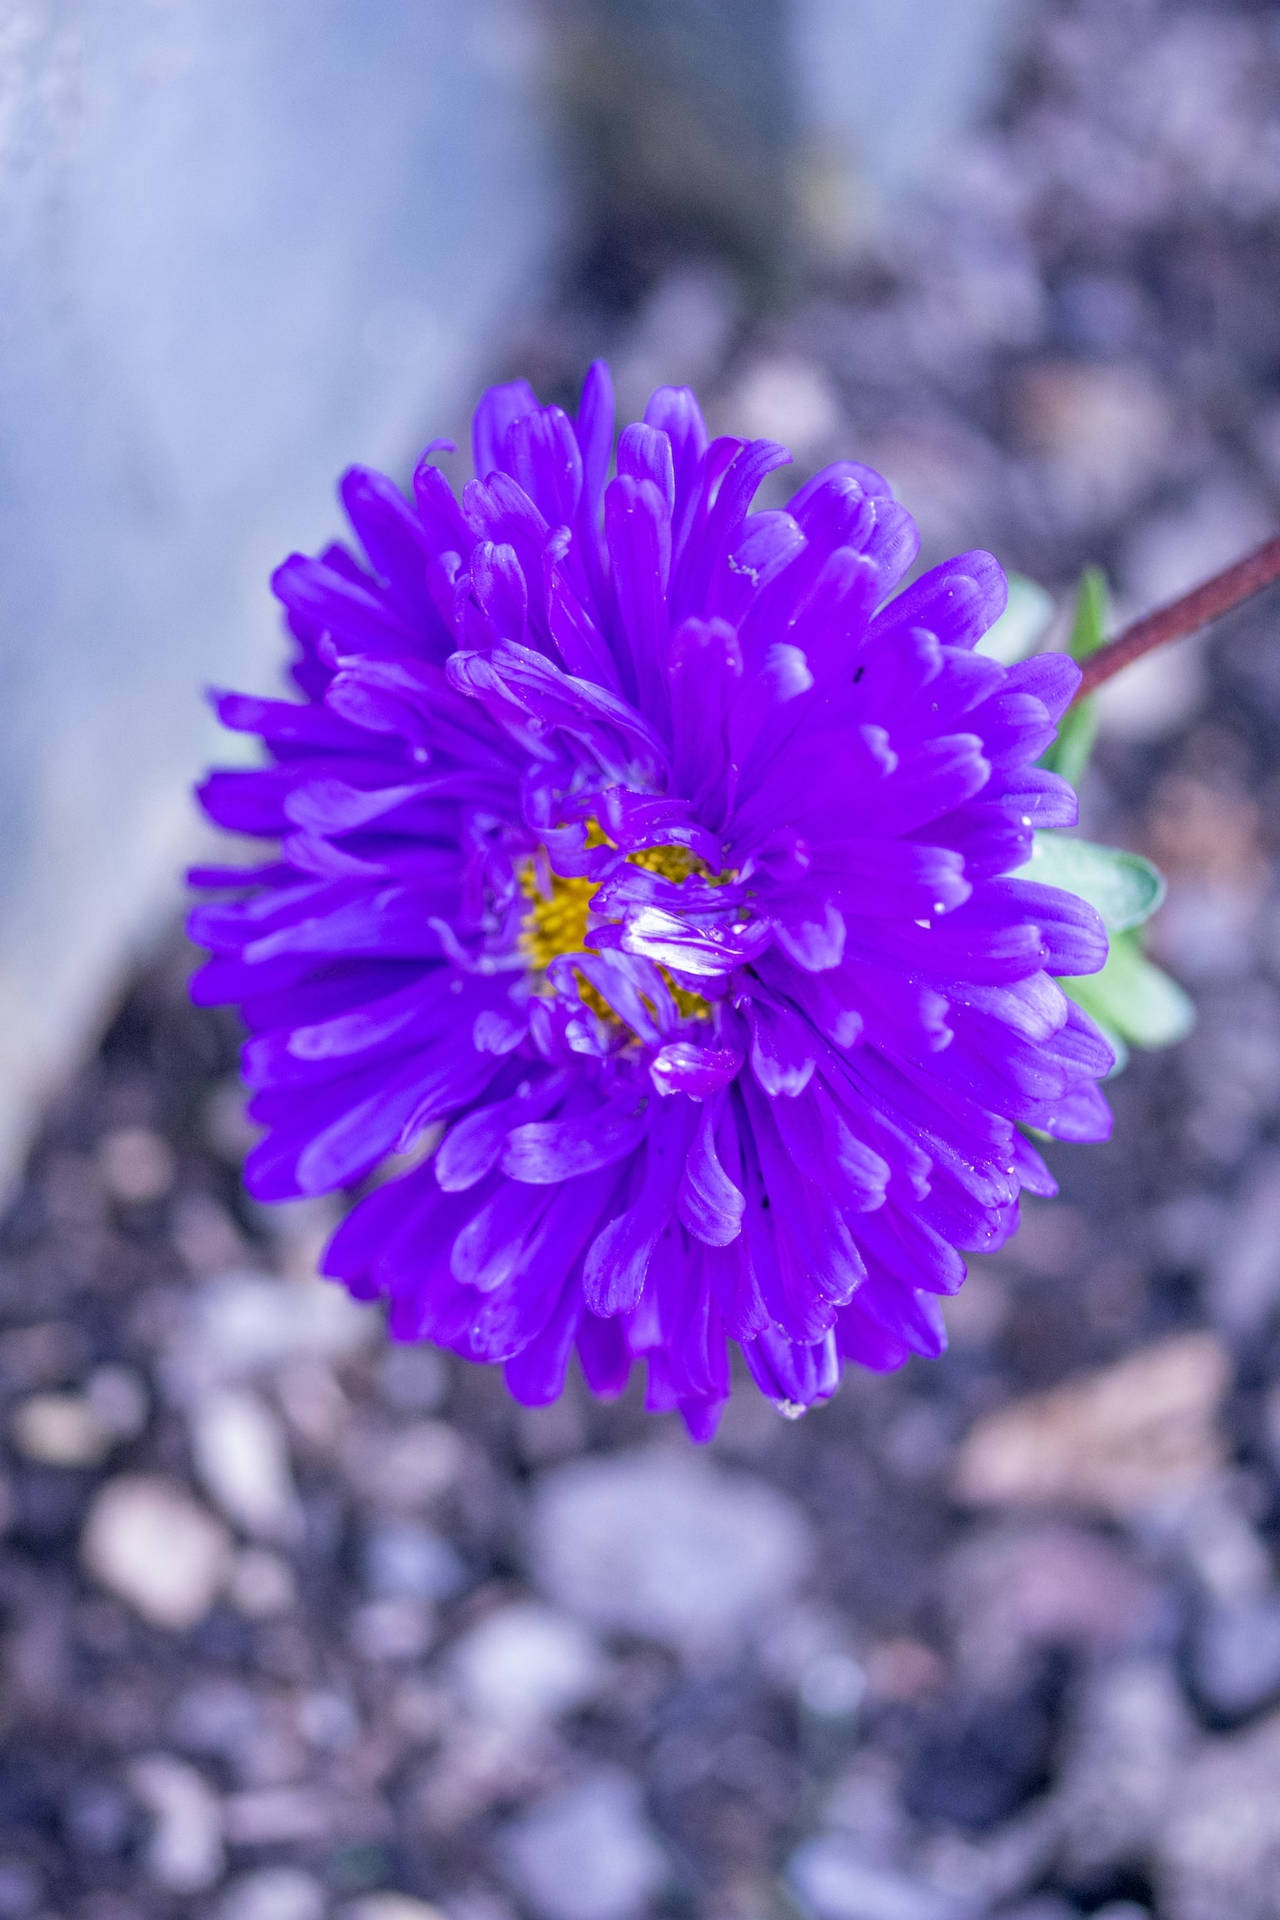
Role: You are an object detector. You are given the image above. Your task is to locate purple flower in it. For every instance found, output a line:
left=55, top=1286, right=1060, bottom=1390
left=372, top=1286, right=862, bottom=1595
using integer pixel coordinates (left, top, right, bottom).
left=190, top=363, right=1112, bottom=1439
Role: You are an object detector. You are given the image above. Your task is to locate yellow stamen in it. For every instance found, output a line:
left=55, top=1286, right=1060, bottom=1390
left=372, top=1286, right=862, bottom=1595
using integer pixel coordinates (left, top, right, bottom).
left=519, top=865, right=599, bottom=975
left=518, top=829, right=726, bottom=1027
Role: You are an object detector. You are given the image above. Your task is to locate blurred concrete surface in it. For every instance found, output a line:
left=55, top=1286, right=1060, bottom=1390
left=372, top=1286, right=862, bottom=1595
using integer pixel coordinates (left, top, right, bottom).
left=554, top=0, right=1026, bottom=280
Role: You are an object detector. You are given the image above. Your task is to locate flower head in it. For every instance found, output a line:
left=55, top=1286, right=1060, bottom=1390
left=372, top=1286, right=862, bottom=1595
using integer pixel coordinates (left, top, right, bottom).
left=190, top=363, right=1111, bottom=1438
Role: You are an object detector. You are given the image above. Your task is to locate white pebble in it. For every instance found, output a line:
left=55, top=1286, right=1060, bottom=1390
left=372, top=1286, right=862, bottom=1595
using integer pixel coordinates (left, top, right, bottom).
left=341, top=1898, right=448, bottom=1920
left=11, top=1392, right=110, bottom=1467
left=189, top=1385, right=302, bottom=1540
left=498, top=1770, right=668, bottom=1920
left=165, top=1270, right=374, bottom=1397
left=530, top=1448, right=812, bottom=1654
left=217, top=1866, right=326, bottom=1920
left=451, top=1602, right=604, bottom=1726
left=128, top=1752, right=224, bottom=1893
left=97, top=1126, right=176, bottom=1203
left=348, top=1598, right=434, bottom=1662
left=81, top=1474, right=231, bottom=1630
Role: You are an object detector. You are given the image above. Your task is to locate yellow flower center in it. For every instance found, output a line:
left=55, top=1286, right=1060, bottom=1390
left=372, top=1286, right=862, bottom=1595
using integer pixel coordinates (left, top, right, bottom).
left=518, top=835, right=718, bottom=1025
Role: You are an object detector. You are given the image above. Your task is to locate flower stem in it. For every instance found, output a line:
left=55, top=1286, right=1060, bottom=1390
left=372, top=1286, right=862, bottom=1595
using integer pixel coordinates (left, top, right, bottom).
left=1072, top=531, right=1280, bottom=702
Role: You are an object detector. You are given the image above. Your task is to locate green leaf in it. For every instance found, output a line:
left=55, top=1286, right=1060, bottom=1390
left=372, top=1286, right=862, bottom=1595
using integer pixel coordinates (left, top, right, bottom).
left=1063, top=932, right=1196, bottom=1050
left=977, top=572, right=1056, bottom=665
left=1018, top=831, right=1165, bottom=932
left=1038, top=566, right=1109, bottom=787
left=1067, top=564, right=1109, bottom=662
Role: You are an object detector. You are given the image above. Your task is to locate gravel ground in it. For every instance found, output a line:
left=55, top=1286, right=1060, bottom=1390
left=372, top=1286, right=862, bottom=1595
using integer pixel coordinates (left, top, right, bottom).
left=4, top=3, right=1280, bottom=1916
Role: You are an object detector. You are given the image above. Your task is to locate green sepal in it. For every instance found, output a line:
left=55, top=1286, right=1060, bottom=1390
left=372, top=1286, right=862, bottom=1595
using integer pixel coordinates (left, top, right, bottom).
left=1062, top=931, right=1196, bottom=1051
left=1039, top=566, right=1108, bottom=787
left=1066, top=564, right=1109, bottom=664
left=1018, top=831, right=1165, bottom=933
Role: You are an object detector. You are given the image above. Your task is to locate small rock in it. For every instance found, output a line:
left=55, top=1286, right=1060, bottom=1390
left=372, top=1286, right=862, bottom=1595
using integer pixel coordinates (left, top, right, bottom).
left=1154, top=1481, right=1272, bottom=1605
left=343, top=1417, right=466, bottom=1508
left=497, top=1770, right=668, bottom=1920
left=217, top=1867, right=326, bottom=1920
left=341, top=1898, right=447, bottom=1920
left=296, top=1690, right=360, bottom=1751
left=1189, top=1594, right=1280, bottom=1724
left=918, top=1797, right=1062, bottom=1910
left=797, top=1650, right=868, bottom=1722
left=1155, top=1708, right=1280, bottom=1920
left=11, top=1392, right=111, bottom=1467
left=944, top=1521, right=1162, bottom=1689
left=170, top=1677, right=265, bottom=1760
left=275, top=1356, right=349, bottom=1451
left=1056, top=1659, right=1197, bottom=1885
left=953, top=1333, right=1230, bottom=1519
left=189, top=1386, right=302, bottom=1540
left=227, top=1547, right=298, bottom=1618
left=788, top=1834, right=962, bottom=1920
left=348, top=1598, right=434, bottom=1662
left=820, top=1751, right=910, bottom=1864
left=530, top=1447, right=812, bottom=1653
left=862, top=1639, right=945, bottom=1706
left=361, top=1521, right=466, bottom=1601
left=451, top=1602, right=604, bottom=1726
left=166, top=1270, right=373, bottom=1396
left=127, top=1752, right=224, bottom=1893
left=81, top=1475, right=232, bottom=1630
left=417, top=1719, right=549, bottom=1831
left=96, top=1126, right=176, bottom=1203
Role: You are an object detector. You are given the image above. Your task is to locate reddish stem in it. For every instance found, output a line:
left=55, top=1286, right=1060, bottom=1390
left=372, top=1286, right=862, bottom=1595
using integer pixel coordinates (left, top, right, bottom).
left=1073, top=531, right=1280, bottom=702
